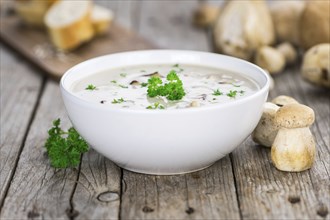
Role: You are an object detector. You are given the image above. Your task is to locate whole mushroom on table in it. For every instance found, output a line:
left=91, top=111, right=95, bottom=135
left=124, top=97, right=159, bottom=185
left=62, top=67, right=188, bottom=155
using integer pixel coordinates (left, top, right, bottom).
left=302, top=44, right=330, bottom=88
left=252, top=96, right=299, bottom=147
left=202, top=0, right=330, bottom=88
left=252, top=96, right=316, bottom=172
left=271, top=104, right=316, bottom=172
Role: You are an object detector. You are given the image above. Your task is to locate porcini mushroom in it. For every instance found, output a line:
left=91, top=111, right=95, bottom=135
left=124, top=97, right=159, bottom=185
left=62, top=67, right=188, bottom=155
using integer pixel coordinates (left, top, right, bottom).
left=300, top=1, right=330, bottom=50
left=271, top=104, right=316, bottom=172
left=252, top=102, right=280, bottom=147
left=213, top=0, right=275, bottom=60
left=276, top=42, right=298, bottom=65
left=302, top=43, right=330, bottom=88
left=193, top=4, right=220, bottom=28
left=270, top=1, right=305, bottom=46
left=255, top=46, right=285, bottom=74
left=271, top=95, right=299, bottom=107
left=253, top=96, right=300, bottom=147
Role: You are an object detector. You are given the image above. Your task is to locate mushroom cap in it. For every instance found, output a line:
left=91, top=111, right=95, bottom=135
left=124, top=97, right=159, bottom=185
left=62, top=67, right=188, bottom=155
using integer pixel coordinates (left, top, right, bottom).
left=271, top=95, right=299, bottom=107
left=276, top=42, right=297, bottom=64
left=275, top=104, right=315, bottom=128
left=302, top=43, right=330, bottom=88
left=255, top=46, right=285, bottom=74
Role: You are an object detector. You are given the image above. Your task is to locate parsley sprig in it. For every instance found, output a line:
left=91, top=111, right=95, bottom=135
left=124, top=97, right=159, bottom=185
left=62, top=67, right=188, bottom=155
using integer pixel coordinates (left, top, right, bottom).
left=213, top=89, right=223, bottom=96
left=45, top=119, right=89, bottom=168
left=227, top=90, right=238, bottom=98
left=85, top=84, right=96, bottom=90
left=147, top=70, right=185, bottom=101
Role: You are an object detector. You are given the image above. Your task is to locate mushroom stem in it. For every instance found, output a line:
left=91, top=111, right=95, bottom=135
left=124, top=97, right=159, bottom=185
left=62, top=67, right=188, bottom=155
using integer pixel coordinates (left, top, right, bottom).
left=252, top=102, right=280, bottom=147
left=271, top=127, right=315, bottom=172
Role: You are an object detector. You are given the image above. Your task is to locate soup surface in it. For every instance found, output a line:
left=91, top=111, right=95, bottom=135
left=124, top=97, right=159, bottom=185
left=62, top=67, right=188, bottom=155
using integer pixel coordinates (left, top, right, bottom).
left=72, top=64, right=259, bottom=110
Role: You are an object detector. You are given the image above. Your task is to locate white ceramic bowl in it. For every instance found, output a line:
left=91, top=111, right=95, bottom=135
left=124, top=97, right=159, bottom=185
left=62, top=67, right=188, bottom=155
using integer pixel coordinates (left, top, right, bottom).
left=60, top=50, right=270, bottom=175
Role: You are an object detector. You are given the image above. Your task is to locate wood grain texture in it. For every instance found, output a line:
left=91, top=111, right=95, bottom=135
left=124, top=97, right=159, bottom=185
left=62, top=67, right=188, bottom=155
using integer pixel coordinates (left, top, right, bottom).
left=121, top=158, right=240, bottom=220
left=0, top=44, right=43, bottom=207
left=0, top=81, right=76, bottom=219
left=71, top=150, right=122, bottom=220
left=231, top=66, right=330, bottom=219
left=0, top=11, right=156, bottom=79
left=138, top=0, right=210, bottom=50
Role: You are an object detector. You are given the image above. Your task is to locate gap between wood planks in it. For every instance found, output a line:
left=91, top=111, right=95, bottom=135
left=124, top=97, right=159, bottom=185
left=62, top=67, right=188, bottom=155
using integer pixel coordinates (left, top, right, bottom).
left=0, top=75, right=46, bottom=211
left=229, top=153, right=243, bottom=220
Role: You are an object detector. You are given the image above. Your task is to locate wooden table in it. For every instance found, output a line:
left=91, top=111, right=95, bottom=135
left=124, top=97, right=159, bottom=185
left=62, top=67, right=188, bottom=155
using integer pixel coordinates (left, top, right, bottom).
left=1, top=1, right=329, bottom=219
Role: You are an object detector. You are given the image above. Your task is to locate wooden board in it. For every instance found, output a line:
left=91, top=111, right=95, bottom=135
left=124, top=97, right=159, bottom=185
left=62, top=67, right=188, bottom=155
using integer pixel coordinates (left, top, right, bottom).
left=0, top=14, right=156, bottom=79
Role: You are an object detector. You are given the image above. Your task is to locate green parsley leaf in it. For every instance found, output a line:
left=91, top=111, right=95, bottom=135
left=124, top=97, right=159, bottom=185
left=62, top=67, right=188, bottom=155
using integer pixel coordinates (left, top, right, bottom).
left=232, top=84, right=241, bottom=87
left=147, top=70, right=185, bottom=101
left=146, top=102, right=165, bottom=110
left=213, top=89, right=223, bottom=96
left=112, top=98, right=125, bottom=104
left=45, top=119, right=89, bottom=168
left=227, top=90, right=238, bottom=98
left=120, top=73, right=127, bottom=77
left=147, top=77, right=163, bottom=97
left=173, top=64, right=179, bottom=68
left=85, top=84, right=96, bottom=90
left=239, top=90, right=245, bottom=95
left=141, top=82, right=148, bottom=87
left=111, top=80, right=117, bottom=83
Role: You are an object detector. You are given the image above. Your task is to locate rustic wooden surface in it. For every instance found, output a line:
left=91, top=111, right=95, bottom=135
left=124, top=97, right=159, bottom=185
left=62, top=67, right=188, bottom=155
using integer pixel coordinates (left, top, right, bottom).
left=0, top=15, right=155, bottom=79
left=1, top=1, right=329, bottom=219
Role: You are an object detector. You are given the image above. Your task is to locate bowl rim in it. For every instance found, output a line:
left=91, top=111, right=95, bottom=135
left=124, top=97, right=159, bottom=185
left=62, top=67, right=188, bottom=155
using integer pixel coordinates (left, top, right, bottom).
left=60, top=49, right=270, bottom=114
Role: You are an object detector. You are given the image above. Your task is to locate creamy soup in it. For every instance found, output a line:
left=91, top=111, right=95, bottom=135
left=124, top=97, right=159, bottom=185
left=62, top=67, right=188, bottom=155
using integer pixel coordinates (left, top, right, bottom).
left=72, top=64, right=259, bottom=110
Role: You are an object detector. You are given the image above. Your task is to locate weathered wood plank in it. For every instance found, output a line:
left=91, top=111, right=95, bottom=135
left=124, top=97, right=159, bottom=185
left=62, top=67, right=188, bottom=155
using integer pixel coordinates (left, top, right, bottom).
left=121, top=158, right=240, bottom=219
left=0, top=44, right=43, bottom=208
left=231, top=66, right=330, bottom=219
left=119, top=1, right=240, bottom=219
left=72, top=150, right=122, bottom=220
left=95, top=0, right=141, bottom=30
left=0, top=80, right=76, bottom=219
left=138, top=0, right=209, bottom=50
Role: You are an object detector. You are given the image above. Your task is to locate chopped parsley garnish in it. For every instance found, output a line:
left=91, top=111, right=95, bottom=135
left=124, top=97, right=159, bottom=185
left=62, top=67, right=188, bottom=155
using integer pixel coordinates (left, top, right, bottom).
left=120, top=73, right=127, bottom=77
left=112, top=98, right=125, bottom=104
left=85, top=84, right=96, bottom=90
left=213, top=98, right=217, bottom=100
left=213, top=89, right=223, bottom=96
left=227, top=90, right=238, bottom=98
left=173, top=64, right=179, bottom=68
left=119, top=84, right=128, bottom=88
left=147, top=70, right=185, bottom=101
left=111, top=80, right=117, bottom=83
left=141, top=82, right=148, bottom=87
left=45, top=119, right=89, bottom=168
left=146, top=102, right=165, bottom=110
left=239, top=90, right=245, bottom=95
